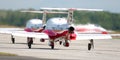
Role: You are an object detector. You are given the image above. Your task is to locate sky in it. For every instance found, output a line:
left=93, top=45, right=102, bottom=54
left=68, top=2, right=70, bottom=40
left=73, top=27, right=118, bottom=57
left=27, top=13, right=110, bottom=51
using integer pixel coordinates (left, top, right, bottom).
left=0, top=0, right=120, bottom=13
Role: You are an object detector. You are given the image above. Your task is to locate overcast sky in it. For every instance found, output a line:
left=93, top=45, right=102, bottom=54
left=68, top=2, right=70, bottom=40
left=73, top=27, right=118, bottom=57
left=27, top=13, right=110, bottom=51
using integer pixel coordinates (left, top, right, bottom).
left=0, top=0, right=120, bottom=13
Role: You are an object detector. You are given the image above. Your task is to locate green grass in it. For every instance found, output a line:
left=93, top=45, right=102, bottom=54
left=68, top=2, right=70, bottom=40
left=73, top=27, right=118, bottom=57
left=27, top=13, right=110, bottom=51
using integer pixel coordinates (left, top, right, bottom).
left=0, top=52, right=17, bottom=56
left=110, top=30, right=120, bottom=39
left=111, top=30, right=120, bottom=34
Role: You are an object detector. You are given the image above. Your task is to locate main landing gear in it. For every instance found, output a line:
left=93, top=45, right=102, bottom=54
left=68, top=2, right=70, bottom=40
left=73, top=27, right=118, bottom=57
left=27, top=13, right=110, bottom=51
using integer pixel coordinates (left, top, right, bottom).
left=51, top=42, right=54, bottom=49
left=27, top=38, right=46, bottom=49
left=27, top=37, right=33, bottom=49
left=88, top=39, right=94, bottom=50
left=11, top=35, right=15, bottom=44
left=49, top=41, right=54, bottom=49
left=11, top=35, right=34, bottom=49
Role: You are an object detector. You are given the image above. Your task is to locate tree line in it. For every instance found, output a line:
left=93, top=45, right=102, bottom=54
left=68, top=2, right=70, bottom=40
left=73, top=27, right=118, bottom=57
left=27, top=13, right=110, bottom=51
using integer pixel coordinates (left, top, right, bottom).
left=0, top=9, right=120, bottom=30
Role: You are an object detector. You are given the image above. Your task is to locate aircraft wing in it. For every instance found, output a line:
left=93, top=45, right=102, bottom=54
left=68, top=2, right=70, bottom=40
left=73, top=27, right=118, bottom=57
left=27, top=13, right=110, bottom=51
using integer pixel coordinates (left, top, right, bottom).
left=0, top=28, right=23, bottom=31
left=12, top=31, right=49, bottom=39
left=76, top=33, right=112, bottom=40
left=0, top=28, right=49, bottom=39
left=0, top=28, right=23, bottom=34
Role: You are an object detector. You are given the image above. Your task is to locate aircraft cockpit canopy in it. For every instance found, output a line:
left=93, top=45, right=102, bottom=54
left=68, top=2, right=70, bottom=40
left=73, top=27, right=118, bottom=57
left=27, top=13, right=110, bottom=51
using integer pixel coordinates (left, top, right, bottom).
left=45, top=17, right=69, bottom=30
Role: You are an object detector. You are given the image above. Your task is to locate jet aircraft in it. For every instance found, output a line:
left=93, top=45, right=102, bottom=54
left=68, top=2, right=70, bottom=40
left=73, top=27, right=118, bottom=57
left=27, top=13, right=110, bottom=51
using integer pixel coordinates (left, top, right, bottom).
left=0, top=8, right=113, bottom=50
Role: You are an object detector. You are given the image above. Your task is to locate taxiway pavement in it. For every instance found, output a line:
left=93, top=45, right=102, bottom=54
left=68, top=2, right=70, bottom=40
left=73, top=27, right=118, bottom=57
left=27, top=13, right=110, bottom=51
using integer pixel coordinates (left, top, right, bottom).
left=0, top=34, right=120, bottom=60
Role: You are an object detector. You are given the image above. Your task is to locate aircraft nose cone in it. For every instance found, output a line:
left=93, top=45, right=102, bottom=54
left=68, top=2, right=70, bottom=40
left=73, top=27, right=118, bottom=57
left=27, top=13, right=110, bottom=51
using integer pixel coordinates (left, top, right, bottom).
left=69, top=33, right=76, bottom=40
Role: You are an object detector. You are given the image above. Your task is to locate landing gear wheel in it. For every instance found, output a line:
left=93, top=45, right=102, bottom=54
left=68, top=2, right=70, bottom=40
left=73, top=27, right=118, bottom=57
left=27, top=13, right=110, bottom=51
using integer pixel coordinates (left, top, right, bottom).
left=51, top=45, right=54, bottom=49
left=28, top=42, right=31, bottom=49
left=88, top=43, right=91, bottom=50
left=59, top=41, right=62, bottom=45
left=11, top=35, right=15, bottom=44
left=11, top=38, right=15, bottom=44
left=63, top=42, right=69, bottom=47
left=50, top=42, right=54, bottom=49
left=27, top=37, right=33, bottom=49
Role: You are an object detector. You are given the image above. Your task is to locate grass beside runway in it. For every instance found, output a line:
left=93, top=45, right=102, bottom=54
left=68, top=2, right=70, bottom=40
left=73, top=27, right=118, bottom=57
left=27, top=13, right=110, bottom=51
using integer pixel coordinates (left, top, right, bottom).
left=109, top=31, right=120, bottom=39
left=0, top=52, right=17, bottom=56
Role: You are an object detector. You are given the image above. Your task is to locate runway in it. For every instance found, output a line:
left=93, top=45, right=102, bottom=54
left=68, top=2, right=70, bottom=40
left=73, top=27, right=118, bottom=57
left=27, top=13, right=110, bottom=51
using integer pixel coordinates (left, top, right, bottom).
left=0, top=34, right=120, bottom=60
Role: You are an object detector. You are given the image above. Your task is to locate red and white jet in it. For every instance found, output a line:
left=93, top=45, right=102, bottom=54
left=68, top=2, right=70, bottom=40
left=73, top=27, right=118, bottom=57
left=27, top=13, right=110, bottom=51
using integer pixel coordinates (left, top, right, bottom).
left=0, top=8, right=113, bottom=50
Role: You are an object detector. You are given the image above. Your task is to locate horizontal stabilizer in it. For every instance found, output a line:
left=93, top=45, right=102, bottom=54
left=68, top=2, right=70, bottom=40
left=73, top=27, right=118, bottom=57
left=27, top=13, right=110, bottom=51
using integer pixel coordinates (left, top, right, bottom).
left=21, top=11, right=68, bottom=14
left=21, top=11, right=44, bottom=13
left=40, top=8, right=103, bottom=11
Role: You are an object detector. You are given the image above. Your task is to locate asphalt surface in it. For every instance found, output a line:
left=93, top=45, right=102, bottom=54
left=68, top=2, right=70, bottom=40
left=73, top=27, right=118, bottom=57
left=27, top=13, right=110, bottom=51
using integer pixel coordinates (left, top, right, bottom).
left=0, top=34, right=120, bottom=60
left=0, top=56, right=54, bottom=60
